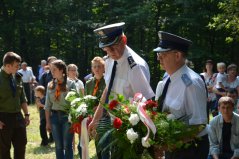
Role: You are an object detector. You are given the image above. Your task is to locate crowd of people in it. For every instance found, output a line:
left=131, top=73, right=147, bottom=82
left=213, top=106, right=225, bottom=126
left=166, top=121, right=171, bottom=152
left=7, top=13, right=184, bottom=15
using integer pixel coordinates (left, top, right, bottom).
left=0, top=22, right=238, bottom=159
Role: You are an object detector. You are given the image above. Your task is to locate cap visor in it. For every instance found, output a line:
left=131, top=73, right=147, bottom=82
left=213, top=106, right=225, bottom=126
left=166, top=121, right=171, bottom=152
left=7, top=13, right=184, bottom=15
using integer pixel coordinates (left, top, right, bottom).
left=98, top=36, right=119, bottom=48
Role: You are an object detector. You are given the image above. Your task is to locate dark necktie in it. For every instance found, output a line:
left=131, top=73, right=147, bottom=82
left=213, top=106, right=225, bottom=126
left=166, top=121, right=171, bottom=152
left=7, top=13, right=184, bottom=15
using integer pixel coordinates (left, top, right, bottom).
left=105, top=61, right=117, bottom=104
left=9, top=75, right=16, bottom=97
left=158, top=77, right=171, bottom=112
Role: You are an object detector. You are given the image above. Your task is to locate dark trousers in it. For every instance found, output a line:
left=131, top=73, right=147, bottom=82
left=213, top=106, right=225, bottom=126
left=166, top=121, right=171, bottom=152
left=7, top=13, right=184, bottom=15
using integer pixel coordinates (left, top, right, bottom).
left=165, top=134, right=209, bottom=159
left=40, top=109, right=48, bottom=143
left=0, top=112, right=27, bottom=159
left=23, top=83, right=31, bottom=105
left=39, top=109, right=53, bottom=144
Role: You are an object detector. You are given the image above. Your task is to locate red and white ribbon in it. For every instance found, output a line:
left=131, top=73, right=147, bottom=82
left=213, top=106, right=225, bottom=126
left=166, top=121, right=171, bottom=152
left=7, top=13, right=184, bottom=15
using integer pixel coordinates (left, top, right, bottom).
left=80, top=117, right=90, bottom=159
left=134, top=93, right=156, bottom=140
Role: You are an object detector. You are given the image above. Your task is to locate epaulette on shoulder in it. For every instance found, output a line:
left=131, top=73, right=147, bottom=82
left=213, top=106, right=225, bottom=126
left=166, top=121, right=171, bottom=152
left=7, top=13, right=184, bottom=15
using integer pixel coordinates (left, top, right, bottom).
left=181, top=74, right=192, bottom=87
left=127, top=56, right=137, bottom=69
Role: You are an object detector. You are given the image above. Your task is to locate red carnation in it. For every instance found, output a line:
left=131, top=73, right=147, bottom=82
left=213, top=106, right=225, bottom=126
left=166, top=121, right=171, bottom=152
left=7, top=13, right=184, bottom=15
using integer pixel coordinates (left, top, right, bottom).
left=113, top=117, right=122, bottom=129
left=145, top=100, right=158, bottom=108
left=151, top=111, right=157, bottom=116
left=109, top=100, right=119, bottom=110
left=71, top=123, right=81, bottom=134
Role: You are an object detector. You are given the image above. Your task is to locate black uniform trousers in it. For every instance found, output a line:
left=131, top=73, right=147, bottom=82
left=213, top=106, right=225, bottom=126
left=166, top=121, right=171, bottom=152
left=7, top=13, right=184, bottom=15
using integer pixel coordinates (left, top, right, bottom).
left=0, top=112, right=27, bottom=159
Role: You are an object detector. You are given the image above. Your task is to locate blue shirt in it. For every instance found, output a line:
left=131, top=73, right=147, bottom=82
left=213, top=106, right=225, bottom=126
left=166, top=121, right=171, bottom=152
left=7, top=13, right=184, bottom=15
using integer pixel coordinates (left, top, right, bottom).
left=208, top=113, right=239, bottom=157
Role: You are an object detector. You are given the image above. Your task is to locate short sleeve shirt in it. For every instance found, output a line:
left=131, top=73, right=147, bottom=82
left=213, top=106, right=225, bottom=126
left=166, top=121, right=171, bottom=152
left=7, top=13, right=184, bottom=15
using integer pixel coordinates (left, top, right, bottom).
left=18, top=67, right=35, bottom=83
left=104, top=45, right=155, bottom=100
left=224, top=78, right=239, bottom=89
left=163, top=65, right=208, bottom=125
left=45, top=79, right=76, bottom=111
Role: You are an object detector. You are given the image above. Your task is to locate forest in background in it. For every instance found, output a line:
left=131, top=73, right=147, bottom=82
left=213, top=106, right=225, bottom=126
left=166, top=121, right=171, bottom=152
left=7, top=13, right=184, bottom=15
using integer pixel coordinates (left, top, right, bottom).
left=0, top=0, right=238, bottom=88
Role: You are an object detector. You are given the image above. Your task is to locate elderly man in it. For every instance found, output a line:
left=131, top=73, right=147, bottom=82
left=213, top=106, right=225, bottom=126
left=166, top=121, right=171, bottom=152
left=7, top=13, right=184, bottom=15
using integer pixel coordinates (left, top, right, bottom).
left=0, top=52, right=30, bottom=159
left=153, top=31, right=209, bottom=159
left=208, top=96, right=239, bottom=159
left=18, top=62, right=36, bottom=105
left=88, top=22, right=155, bottom=159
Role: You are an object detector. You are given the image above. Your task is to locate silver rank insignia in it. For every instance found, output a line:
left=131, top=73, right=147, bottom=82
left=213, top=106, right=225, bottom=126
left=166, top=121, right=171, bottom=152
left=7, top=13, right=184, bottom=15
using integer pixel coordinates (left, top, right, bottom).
left=127, top=56, right=136, bottom=69
left=181, top=74, right=192, bottom=86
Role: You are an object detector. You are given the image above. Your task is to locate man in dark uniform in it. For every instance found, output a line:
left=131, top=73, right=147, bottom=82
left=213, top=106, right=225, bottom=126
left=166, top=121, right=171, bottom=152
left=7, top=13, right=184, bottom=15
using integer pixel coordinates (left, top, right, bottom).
left=153, top=31, right=209, bottom=159
left=0, top=52, right=30, bottom=159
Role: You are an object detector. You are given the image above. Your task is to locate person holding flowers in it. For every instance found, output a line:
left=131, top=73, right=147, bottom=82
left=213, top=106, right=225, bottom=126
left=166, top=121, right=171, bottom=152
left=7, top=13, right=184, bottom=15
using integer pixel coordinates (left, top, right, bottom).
left=45, top=59, right=76, bottom=159
left=77, top=56, right=107, bottom=159
left=153, top=31, right=209, bottom=159
left=88, top=22, right=155, bottom=159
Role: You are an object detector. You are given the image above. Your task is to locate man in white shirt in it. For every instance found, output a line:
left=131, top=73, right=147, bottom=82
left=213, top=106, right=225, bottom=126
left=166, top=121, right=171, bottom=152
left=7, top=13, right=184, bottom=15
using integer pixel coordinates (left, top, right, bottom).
left=153, top=31, right=209, bottom=159
left=88, top=22, right=155, bottom=159
left=18, top=62, right=36, bottom=105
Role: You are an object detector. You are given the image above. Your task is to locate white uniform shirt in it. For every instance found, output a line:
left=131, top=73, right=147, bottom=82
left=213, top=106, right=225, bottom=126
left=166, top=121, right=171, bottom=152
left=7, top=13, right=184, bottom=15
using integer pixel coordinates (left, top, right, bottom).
left=18, top=67, right=35, bottom=83
left=104, top=45, right=155, bottom=100
left=163, top=65, right=208, bottom=125
left=155, top=81, right=163, bottom=100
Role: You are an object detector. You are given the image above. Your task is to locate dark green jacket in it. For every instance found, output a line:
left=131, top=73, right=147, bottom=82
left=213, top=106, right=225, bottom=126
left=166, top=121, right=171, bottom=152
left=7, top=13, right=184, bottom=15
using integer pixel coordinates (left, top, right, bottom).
left=0, top=67, right=27, bottom=113
left=85, top=77, right=105, bottom=99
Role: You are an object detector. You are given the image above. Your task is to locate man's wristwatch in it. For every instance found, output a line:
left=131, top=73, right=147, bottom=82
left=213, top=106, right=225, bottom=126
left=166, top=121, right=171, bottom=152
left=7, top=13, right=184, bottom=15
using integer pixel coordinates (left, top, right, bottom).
left=25, top=113, right=30, bottom=117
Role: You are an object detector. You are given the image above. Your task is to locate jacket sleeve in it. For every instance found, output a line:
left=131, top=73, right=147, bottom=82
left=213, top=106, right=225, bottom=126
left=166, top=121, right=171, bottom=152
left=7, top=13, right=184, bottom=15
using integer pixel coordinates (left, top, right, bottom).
left=208, top=121, right=220, bottom=155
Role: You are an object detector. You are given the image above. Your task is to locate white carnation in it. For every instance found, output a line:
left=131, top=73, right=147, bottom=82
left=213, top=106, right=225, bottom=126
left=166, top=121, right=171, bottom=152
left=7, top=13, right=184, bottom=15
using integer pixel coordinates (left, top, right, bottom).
left=167, top=114, right=176, bottom=120
left=70, top=98, right=82, bottom=107
left=141, top=137, right=151, bottom=148
left=126, top=128, right=138, bottom=144
left=128, top=113, right=140, bottom=126
left=76, top=103, right=88, bottom=115
left=84, top=95, right=97, bottom=100
left=65, top=91, right=77, bottom=101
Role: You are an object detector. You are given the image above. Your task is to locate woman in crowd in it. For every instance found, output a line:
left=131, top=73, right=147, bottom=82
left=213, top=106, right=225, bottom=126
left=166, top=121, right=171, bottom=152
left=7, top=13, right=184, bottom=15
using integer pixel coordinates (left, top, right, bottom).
left=45, top=60, right=76, bottom=159
left=78, top=56, right=108, bottom=159
left=200, top=60, right=217, bottom=116
left=67, top=64, right=84, bottom=96
left=224, top=64, right=239, bottom=95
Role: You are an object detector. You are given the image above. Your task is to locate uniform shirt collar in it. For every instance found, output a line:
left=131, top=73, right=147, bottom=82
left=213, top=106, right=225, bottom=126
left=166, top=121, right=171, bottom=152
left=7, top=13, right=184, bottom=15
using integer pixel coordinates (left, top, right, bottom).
left=116, top=45, right=128, bottom=65
left=169, top=64, right=187, bottom=82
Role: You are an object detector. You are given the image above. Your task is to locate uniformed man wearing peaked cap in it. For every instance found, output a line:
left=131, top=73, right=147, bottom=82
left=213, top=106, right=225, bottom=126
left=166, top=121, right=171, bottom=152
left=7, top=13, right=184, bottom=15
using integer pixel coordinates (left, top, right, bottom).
left=94, top=22, right=125, bottom=48
left=88, top=22, right=155, bottom=159
left=153, top=31, right=209, bottom=159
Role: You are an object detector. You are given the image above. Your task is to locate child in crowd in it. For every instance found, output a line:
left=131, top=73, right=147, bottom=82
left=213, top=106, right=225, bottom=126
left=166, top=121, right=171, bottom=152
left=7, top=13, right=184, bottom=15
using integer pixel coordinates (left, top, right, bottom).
left=34, top=85, right=49, bottom=146
left=215, top=62, right=227, bottom=92
left=213, top=62, right=227, bottom=116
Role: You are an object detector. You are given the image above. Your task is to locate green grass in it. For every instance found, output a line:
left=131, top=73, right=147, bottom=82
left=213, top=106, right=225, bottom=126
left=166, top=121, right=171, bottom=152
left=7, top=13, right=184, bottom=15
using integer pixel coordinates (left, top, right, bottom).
left=25, top=105, right=151, bottom=159
left=24, top=105, right=96, bottom=159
